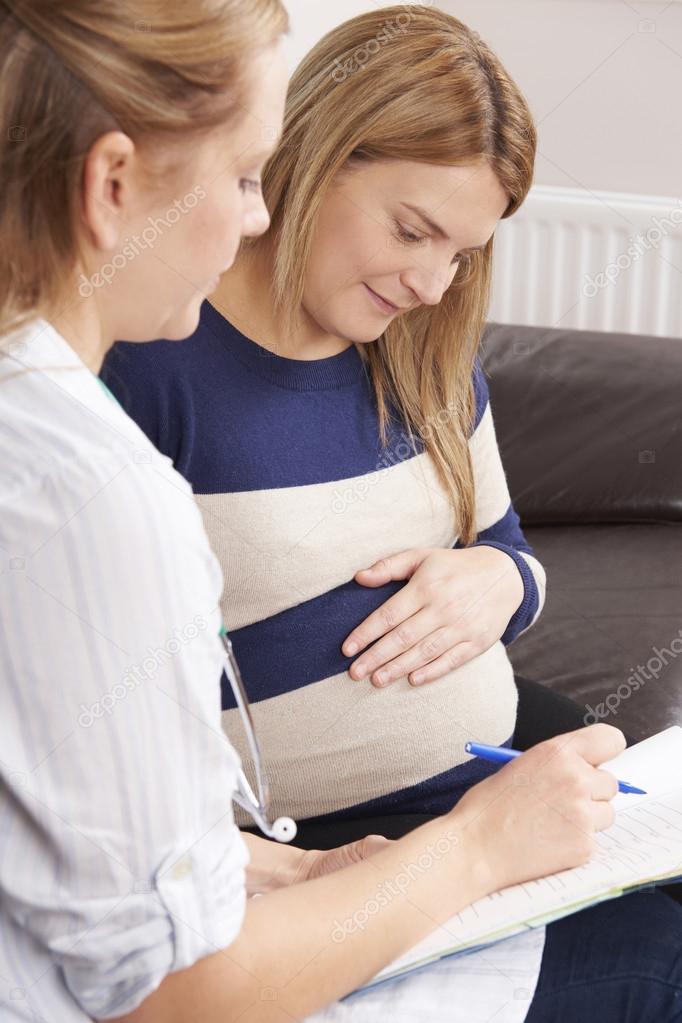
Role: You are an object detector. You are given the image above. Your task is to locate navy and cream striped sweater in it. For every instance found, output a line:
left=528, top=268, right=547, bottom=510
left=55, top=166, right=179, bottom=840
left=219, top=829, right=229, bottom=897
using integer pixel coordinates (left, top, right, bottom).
left=102, top=300, right=546, bottom=824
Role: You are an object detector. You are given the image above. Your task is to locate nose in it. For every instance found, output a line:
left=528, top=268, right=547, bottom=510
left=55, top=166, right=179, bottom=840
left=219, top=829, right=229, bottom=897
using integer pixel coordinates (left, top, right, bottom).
left=242, top=193, right=271, bottom=239
left=401, top=259, right=459, bottom=307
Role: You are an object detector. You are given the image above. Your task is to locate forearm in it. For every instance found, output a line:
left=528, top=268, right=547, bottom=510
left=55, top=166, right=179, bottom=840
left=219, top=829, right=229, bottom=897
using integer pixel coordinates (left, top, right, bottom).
left=114, top=815, right=489, bottom=1023
left=467, top=376, right=546, bottom=641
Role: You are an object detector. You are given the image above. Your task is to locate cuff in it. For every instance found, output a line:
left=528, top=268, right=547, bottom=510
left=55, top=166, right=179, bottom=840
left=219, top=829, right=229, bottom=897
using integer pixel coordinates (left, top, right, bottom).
left=471, top=541, right=539, bottom=646
left=63, top=837, right=248, bottom=1019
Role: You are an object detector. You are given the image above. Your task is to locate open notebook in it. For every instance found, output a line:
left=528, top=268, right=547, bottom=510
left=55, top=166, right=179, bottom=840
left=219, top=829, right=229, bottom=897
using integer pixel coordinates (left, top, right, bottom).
left=359, top=726, right=682, bottom=992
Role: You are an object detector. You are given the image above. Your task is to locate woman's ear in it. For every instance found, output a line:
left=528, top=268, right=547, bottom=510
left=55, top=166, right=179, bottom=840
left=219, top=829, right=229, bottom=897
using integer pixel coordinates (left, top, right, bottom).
left=80, top=130, right=136, bottom=252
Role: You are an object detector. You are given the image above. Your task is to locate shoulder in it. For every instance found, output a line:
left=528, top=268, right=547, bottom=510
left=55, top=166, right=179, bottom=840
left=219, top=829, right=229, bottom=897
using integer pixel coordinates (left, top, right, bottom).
left=2, top=440, right=204, bottom=558
left=0, top=349, right=214, bottom=594
left=102, top=335, right=194, bottom=401
left=101, top=301, right=225, bottom=398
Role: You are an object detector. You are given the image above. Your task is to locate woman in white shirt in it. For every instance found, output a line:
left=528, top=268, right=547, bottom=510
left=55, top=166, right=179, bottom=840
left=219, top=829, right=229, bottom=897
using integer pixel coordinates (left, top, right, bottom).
left=0, top=3, right=675, bottom=1023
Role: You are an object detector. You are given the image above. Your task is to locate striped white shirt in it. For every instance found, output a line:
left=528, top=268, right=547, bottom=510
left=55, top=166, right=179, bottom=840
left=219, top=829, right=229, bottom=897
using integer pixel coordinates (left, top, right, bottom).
left=0, top=319, right=249, bottom=1020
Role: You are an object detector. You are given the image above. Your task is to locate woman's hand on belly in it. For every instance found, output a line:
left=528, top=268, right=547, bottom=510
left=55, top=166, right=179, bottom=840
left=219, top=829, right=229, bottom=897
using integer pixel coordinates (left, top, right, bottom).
left=342, top=545, right=524, bottom=688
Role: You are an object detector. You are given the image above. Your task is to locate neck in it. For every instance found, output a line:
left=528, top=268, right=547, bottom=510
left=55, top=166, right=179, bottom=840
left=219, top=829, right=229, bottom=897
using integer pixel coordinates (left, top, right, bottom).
left=211, top=243, right=352, bottom=361
left=47, top=300, right=110, bottom=375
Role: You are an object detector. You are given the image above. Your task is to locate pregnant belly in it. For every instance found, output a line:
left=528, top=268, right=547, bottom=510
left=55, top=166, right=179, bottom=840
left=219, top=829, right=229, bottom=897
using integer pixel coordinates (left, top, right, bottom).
left=222, top=582, right=518, bottom=822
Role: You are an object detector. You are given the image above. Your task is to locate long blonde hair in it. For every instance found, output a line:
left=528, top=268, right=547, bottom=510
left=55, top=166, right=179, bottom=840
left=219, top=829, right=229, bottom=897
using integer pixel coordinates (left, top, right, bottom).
left=0, top=0, right=288, bottom=338
left=247, top=4, right=535, bottom=544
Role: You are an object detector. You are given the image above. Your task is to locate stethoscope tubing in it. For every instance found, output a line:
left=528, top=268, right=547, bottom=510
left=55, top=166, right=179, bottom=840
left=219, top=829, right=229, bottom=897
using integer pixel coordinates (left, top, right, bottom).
left=220, top=628, right=296, bottom=843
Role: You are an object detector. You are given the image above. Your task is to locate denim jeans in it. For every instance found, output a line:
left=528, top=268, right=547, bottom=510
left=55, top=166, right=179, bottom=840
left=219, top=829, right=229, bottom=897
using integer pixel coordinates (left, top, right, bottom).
left=526, top=890, right=682, bottom=1021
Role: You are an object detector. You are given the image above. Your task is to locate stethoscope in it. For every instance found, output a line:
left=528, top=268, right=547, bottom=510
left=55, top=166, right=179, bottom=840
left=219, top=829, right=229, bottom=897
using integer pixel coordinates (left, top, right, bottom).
left=219, top=627, right=297, bottom=843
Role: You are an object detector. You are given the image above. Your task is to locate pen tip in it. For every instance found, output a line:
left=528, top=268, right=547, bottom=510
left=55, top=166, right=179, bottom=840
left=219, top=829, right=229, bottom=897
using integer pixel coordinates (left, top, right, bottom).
left=622, top=783, right=647, bottom=795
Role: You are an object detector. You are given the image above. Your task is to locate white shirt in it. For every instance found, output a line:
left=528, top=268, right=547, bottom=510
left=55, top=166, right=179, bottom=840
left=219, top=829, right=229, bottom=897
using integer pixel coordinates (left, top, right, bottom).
left=0, top=318, right=543, bottom=1023
left=0, top=319, right=249, bottom=1020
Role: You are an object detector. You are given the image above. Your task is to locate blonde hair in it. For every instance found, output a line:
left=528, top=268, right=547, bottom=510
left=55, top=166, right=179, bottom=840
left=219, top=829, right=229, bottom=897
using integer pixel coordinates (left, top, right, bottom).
left=0, top=0, right=288, bottom=338
left=247, top=4, right=535, bottom=544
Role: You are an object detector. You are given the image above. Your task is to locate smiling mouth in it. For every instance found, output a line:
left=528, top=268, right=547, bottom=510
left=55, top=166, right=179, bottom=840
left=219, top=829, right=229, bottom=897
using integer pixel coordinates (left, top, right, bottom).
left=363, top=283, right=404, bottom=314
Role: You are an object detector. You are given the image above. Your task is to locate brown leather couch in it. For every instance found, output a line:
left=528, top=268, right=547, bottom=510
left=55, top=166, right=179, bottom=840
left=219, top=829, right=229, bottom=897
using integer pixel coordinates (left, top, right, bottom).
left=481, top=322, right=682, bottom=742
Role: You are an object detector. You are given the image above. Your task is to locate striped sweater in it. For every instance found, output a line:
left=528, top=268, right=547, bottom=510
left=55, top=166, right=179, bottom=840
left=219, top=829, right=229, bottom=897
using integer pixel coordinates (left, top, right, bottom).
left=102, top=300, right=546, bottom=825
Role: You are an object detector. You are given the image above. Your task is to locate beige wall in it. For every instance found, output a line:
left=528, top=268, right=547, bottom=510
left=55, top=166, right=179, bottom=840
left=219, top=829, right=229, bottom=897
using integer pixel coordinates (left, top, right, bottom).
left=282, top=0, right=682, bottom=199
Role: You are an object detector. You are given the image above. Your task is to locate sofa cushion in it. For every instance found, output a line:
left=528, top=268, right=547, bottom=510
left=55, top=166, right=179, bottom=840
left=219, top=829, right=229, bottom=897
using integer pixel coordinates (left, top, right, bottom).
left=509, top=523, right=682, bottom=741
left=480, top=323, right=682, bottom=525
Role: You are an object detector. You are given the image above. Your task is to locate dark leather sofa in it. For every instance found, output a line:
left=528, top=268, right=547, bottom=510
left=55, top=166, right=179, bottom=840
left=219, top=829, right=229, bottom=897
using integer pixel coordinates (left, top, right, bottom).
left=481, top=322, right=682, bottom=742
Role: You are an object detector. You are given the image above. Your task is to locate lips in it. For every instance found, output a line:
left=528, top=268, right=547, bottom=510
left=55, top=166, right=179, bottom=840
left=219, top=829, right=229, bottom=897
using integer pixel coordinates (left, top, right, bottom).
left=364, top=283, right=405, bottom=314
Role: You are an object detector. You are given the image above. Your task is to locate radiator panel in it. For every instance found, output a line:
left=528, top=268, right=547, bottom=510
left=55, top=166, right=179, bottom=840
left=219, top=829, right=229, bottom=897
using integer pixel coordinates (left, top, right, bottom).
left=489, top=187, right=682, bottom=338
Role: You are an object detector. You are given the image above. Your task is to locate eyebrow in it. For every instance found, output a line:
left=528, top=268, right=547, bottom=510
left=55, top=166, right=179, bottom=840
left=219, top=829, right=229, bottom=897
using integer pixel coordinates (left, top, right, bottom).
left=399, top=202, right=488, bottom=253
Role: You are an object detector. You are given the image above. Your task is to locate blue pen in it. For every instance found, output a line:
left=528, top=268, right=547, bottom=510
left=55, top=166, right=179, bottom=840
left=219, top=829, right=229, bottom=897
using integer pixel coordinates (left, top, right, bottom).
left=464, top=741, right=647, bottom=795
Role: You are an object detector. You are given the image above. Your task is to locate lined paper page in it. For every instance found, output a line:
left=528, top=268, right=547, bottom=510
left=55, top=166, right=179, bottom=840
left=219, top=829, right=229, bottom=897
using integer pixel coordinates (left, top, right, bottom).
left=370, top=728, right=682, bottom=986
left=606, top=726, right=682, bottom=810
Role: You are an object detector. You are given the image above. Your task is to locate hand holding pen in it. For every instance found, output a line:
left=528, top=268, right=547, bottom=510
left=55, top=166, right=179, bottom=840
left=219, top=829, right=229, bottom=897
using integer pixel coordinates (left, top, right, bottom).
left=465, top=741, right=646, bottom=795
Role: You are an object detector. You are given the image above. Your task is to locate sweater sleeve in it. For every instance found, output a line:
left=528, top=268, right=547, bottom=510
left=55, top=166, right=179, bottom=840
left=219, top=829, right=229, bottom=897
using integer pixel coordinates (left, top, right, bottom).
left=456, top=360, right=547, bottom=645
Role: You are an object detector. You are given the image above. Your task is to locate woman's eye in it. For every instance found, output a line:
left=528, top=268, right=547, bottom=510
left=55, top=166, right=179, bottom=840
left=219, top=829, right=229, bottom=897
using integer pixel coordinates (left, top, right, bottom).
left=395, top=223, right=425, bottom=245
left=239, top=178, right=262, bottom=195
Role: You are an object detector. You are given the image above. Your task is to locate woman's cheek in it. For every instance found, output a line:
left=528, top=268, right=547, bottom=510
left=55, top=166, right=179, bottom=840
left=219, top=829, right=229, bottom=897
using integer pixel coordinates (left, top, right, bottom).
left=197, top=192, right=242, bottom=271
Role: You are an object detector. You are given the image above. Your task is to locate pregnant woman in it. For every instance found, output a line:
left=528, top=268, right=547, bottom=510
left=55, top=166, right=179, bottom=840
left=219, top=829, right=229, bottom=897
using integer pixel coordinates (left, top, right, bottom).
left=98, top=7, right=682, bottom=1020
left=103, top=5, right=544, bottom=834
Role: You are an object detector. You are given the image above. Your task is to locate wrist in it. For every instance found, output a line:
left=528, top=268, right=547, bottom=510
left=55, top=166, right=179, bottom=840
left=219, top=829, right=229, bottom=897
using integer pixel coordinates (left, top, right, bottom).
left=274, top=843, right=310, bottom=888
left=243, top=832, right=308, bottom=895
left=396, top=815, right=493, bottom=921
left=475, top=542, right=525, bottom=615
left=441, top=802, right=502, bottom=901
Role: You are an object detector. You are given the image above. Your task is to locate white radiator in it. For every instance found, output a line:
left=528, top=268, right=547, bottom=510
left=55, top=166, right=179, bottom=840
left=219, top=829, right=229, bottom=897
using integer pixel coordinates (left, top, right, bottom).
left=489, top=185, right=682, bottom=338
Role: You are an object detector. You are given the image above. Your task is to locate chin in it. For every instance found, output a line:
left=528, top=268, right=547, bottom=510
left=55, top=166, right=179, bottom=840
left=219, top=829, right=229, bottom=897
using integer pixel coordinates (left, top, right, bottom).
left=321, top=314, right=388, bottom=346
left=347, top=323, right=390, bottom=345
left=350, top=329, right=386, bottom=345
left=159, top=298, right=205, bottom=342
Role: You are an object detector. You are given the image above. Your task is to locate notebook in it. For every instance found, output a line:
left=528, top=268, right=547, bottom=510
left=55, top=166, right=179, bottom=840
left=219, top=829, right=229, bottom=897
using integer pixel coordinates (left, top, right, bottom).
left=359, top=726, right=682, bottom=992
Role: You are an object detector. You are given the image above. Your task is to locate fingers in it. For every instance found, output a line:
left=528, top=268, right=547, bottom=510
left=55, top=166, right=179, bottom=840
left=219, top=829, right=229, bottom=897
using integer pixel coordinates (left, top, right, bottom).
left=345, top=603, right=425, bottom=676
left=336, top=834, right=391, bottom=868
left=354, top=550, right=425, bottom=586
left=349, top=618, right=477, bottom=688
left=343, top=589, right=421, bottom=662
left=589, top=798, right=616, bottom=832
left=409, top=641, right=479, bottom=686
left=388, top=627, right=468, bottom=687
left=591, top=768, right=619, bottom=802
left=351, top=617, right=457, bottom=685
left=541, top=724, right=626, bottom=767
left=356, top=834, right=392, bottom=858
